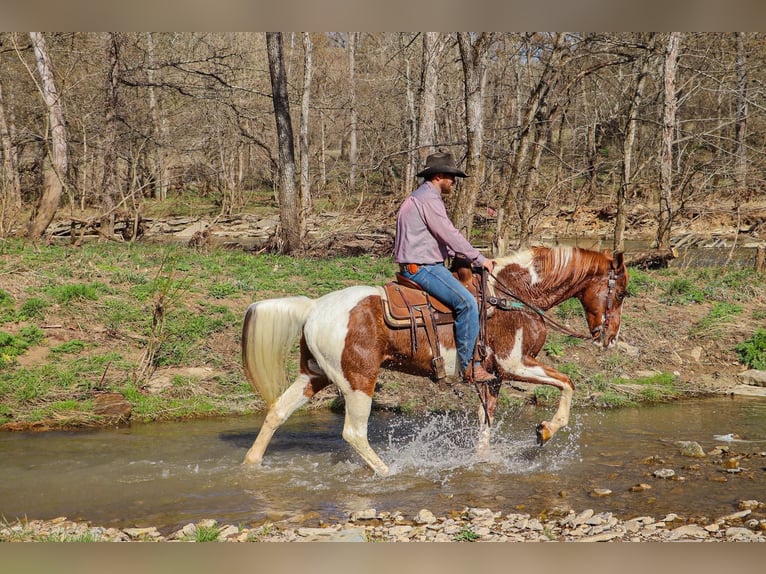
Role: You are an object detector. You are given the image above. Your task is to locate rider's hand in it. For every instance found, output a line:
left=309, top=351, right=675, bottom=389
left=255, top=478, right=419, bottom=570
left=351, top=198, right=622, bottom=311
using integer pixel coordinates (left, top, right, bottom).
left=482, top=259, right=494, bottom=273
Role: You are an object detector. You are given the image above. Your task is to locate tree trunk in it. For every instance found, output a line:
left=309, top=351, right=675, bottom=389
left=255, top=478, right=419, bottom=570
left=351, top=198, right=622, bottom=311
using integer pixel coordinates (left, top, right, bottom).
left=657, top=32, right=681, bottom=250
left=266, top=32, right=301, bottom=253
left=453, top=32, right=495, bottom=236
left=0, top=72, right=22, bottom=234
left=146, top=32, right=169, bottom=201
left=100, top=32, right=121, bottom=240
left=27, top=32, right=68, bottom=239
left=417, top=32, right=447, bottom=164
left=614, top=34, right=654, bottom=252
left=402, top=33, right=416, bottom=197
left=347, top=32, right=359, bottom=191
left=299, top=32, right=313, bottom=231
left=734, top=32, right=748, bottom=203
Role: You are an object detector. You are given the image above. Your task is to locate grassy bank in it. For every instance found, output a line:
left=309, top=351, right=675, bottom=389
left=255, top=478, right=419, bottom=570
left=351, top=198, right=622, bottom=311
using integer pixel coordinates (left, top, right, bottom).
left=1, top=238, right=765, bottom=429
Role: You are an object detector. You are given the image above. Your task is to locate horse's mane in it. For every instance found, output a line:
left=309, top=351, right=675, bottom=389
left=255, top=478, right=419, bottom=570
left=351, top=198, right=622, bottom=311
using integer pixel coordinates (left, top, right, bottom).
left=495, top=246, right=607, bottom=291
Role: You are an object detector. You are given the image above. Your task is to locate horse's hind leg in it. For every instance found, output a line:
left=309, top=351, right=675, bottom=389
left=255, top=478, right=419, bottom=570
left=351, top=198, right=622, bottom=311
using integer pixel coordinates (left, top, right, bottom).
left=244, top=374, right=319, bottom=465
left=341, top=390, right=389, bottom=476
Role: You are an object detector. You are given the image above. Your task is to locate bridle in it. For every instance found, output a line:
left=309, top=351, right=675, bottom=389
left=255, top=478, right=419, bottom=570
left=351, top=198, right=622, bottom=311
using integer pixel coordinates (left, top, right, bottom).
left=486, top=265, right=621, bottom=345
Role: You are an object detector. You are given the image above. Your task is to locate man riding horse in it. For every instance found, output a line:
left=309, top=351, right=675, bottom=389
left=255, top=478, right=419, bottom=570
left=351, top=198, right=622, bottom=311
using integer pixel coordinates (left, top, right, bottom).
left=394, top=151, right=496, bottom=385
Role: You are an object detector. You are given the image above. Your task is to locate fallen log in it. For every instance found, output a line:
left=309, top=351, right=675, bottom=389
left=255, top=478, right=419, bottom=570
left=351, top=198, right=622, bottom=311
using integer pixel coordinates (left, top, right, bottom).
left=625, top=248, right=678, bottom=270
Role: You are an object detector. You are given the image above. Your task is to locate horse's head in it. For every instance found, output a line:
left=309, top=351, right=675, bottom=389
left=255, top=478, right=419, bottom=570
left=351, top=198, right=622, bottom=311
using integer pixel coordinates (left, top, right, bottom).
left=578, top=251, right=628, bottom=349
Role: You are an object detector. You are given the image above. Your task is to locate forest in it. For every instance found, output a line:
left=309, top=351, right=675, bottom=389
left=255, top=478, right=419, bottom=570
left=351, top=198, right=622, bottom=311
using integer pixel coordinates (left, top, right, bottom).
left=1, top=32, right=764, bottom=253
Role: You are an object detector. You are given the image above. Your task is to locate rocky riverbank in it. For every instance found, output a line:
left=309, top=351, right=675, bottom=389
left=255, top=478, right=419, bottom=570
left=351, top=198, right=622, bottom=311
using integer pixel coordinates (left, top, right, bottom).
left=3, top=502, right=765, bottom=542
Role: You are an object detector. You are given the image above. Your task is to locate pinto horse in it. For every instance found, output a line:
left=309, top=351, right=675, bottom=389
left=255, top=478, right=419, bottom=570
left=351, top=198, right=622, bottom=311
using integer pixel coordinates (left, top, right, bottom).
left=241, top=246, right=628, bottom=475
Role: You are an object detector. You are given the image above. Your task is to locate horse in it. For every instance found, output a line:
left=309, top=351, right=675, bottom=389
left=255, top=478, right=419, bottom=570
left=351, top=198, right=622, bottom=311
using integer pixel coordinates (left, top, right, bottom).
left=241, top=246, right=628, bottom=476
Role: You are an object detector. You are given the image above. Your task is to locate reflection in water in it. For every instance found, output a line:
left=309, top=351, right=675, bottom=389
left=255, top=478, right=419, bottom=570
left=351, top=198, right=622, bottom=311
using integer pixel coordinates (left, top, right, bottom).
left=1, top=397, right=764, bottom=532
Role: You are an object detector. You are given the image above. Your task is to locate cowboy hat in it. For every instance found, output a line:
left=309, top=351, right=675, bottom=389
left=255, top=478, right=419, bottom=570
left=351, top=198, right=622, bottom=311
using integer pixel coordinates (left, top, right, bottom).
left=416, top=151, right=468, bottom=178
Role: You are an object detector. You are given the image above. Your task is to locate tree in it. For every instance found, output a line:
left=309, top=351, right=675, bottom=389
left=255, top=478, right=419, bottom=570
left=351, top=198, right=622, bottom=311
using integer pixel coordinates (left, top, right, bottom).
left=657, top=32, right=681, bottom=250
left=299, top=32, right=313, bottom=227
left=614, top=34, right=655, bottom=252
left=26, top=32, right=68, bottom=239
left=452, top=32, right=496, bottom=236
left=0, top=70, right=22, bottom=235
left=266, top=32, right=301, bottom=253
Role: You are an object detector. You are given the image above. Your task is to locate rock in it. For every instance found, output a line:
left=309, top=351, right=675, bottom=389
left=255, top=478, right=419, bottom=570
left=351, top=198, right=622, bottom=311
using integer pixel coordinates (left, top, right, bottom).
left=653, top=468, right=676, bottom=479
left=123, top=526, right=161, bottom=539
left=719, top=509, right=751, bottom=522
left=675, top=440, right=706, bottom=458
left=297, top=526, right=366, bottom=542
left=725, top=527, right=761, bottom=542
left=590, top=488, right=612, bottom=498
left=737, top=369, right=766, bottom=387
left=217, top=524, right=240, bottom=540
left=580, top=531, right=623, bottom=542
left=668, top=524, right=708, bottom=540
left=349, top=508, right=377, bottom=521
left=93, top=392, right=131, bottom=421
left=738, top=500, right=762, bottom=511
left=629, top=483, right=652, bottom=492
left=414, top=509, right=437, bottom=524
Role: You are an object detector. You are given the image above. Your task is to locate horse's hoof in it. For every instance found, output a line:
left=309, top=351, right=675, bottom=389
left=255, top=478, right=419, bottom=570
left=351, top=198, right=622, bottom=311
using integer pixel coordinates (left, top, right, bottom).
left=535, top=423, right=552, bottom=446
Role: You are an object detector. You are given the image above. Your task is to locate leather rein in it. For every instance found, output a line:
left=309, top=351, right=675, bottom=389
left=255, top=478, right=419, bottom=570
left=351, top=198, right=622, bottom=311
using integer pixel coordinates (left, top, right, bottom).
left=485, top=266, right=619, bottom=345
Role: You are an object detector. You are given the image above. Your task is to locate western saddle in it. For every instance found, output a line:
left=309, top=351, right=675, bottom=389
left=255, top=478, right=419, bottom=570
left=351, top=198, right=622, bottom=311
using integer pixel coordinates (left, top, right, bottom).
left=381, top=259, right=489, bottom=381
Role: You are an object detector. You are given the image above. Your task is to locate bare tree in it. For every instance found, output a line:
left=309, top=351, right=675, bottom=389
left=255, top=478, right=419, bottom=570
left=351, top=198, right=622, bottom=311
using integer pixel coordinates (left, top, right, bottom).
left=657, top=32, right=681, bottom=250
left=299, top=32, right=313, bottom=227
left=266, top=32, right=301, bottom=253
left=0, top=73, right=22, bottom=235
left=614, top=34, right=655, bottom=252
left=347, top=32, right=359, bottom=191
left=417, top=32, right=449, bottom=163
left=27, top=32, right=68, bottom=239
left=734, top=31, right=748, bottom=202
left=452, top=32, right=496, bottom=236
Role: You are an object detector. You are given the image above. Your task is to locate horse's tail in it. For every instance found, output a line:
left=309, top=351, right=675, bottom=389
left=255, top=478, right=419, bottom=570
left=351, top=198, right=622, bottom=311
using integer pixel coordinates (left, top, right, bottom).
left=241, top=296, right=315, bottom=405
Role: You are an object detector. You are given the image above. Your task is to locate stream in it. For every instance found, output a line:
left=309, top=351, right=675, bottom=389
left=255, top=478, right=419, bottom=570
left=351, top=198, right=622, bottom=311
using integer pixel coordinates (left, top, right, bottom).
left=1, top=396, right=765, bottom=534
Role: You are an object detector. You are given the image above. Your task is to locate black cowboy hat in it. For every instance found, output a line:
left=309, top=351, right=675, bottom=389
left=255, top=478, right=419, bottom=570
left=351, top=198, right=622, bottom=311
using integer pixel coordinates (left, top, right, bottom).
left=416, top=151, right=468, bottom=178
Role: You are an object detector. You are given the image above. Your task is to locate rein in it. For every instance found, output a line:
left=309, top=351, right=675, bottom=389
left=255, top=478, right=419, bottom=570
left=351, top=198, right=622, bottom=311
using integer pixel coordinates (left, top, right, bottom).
left=486, top=267, right=618, bottom=343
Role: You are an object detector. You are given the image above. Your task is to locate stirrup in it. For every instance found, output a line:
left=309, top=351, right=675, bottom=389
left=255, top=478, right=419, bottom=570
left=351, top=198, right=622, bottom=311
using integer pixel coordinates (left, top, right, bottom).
left=464, top=363, right=496, bottom=384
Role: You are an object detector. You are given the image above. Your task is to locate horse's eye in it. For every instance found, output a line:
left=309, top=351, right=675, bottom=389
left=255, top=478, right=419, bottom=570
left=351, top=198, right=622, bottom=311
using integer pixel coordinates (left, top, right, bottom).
left=616, top=292, right=625, bottom=301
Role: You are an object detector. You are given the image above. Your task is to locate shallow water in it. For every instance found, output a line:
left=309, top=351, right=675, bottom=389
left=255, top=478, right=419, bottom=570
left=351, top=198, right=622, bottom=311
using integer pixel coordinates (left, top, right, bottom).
left=1, top=396, right=765, bottom=533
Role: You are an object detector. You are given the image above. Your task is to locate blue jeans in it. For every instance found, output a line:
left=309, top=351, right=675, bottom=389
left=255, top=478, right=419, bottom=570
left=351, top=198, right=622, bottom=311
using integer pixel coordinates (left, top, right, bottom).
left=400, top=263, right=478, bottom=372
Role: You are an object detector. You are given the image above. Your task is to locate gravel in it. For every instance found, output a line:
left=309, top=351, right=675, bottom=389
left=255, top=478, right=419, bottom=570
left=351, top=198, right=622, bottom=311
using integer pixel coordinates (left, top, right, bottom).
left=3, top=503, right=765, bottom=542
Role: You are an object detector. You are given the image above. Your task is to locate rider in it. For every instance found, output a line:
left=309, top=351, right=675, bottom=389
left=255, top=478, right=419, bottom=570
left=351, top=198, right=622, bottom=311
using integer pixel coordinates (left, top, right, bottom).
left=394, top=150, right=496, bottom=384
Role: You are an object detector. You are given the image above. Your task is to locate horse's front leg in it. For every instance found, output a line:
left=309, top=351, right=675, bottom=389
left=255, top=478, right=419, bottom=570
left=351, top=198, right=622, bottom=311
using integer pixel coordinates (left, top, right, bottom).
left=497, top=355, right=575, bottom=446
left=475, top=380, right=501, bottom=457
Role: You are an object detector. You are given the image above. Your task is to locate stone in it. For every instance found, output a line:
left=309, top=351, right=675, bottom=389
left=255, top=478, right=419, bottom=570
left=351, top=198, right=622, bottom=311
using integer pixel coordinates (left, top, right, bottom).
left=123, top=527, right=161, bottom=539
left=349, top=508, right=377, bottom=521
left=668, top=524, right=708, bottom=540
left=217, top=524, right=240, bottom=540
left=737, top=369, right=766, bottom=387
left=725, top=527, right=761, bottom=542
left=629, top=483, right=652, bottom=492
left=653, top=468, right=676, bottom=479
left=414, top=509, right=437, bottom=524
left=580, top=531, right=623, bottom=542
left=93, top=392, right=131, bottom=421
left=675, top=441, right=706, bottom=458
left=590, top=488, right=612, bottom=498
left=738, top=500, right=762, bottom=511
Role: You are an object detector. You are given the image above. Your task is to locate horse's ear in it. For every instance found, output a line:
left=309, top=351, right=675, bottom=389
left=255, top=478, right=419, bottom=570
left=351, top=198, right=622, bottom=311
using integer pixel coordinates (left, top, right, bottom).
left=612, top=251, right=625, bottom=269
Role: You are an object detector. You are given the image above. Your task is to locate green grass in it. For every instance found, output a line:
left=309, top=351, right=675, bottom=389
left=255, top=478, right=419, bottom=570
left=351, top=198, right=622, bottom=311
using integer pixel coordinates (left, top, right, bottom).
left=736, top=328, right=766, bottom=370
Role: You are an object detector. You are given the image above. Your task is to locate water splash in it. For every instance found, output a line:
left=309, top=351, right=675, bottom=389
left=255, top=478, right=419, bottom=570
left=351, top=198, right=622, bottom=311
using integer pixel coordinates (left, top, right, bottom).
left=380, top=409, right=583, bottom=479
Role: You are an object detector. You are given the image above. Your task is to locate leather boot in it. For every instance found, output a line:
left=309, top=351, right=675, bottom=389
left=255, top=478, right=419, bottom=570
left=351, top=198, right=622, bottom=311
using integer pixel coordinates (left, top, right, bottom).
left=464, top=362, right=496, bottom=384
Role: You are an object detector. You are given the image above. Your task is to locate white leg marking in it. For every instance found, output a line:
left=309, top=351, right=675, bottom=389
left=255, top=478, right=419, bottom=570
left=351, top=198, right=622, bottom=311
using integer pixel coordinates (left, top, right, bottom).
left=244, top=374, right=311, bottom=465
left=342, top=390, right=388, bottom=475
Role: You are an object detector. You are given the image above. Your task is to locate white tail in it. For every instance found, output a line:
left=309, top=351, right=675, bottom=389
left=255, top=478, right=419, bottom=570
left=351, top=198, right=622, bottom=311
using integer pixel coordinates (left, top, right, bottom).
left=241, top=296, right=315, bottom=405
